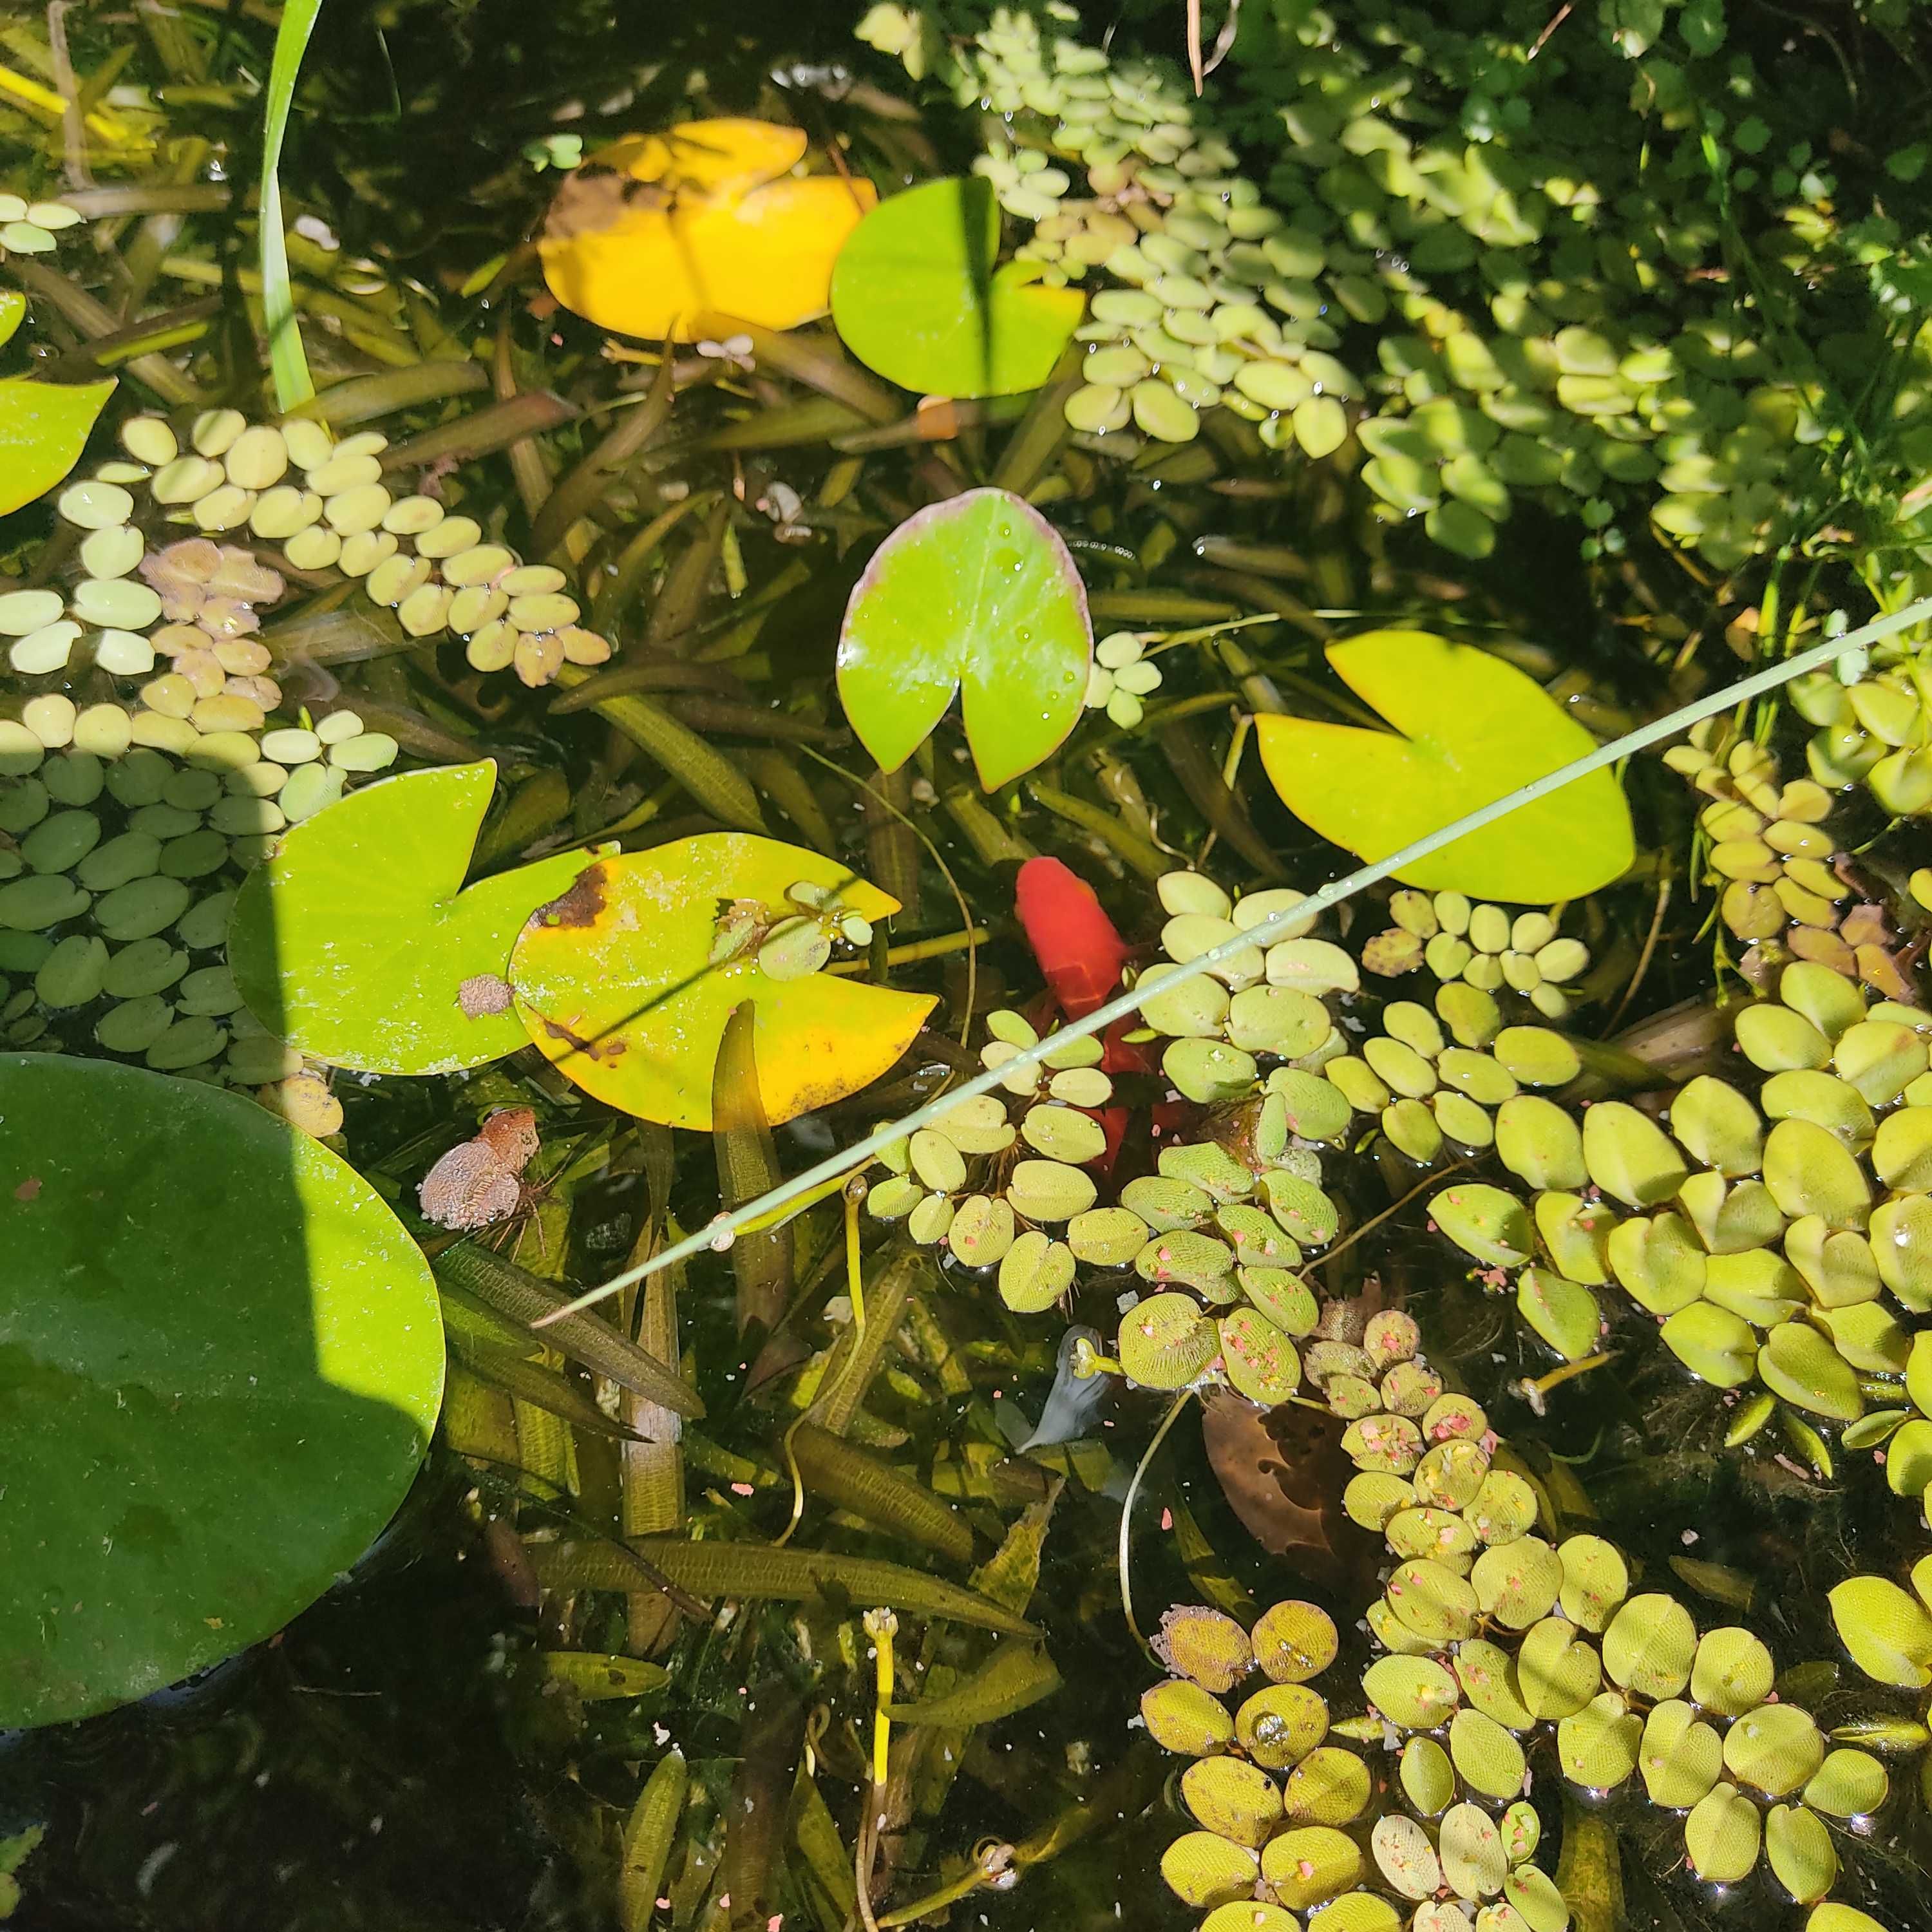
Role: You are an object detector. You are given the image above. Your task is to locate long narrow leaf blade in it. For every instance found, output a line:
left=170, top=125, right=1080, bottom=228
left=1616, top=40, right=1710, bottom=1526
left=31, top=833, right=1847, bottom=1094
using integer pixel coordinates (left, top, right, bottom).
left=435, top=1242, right=705, bottom=1418
left=260, top=0, right=323, bottom=409
left=527, top=1539, right=1036, bottom=1635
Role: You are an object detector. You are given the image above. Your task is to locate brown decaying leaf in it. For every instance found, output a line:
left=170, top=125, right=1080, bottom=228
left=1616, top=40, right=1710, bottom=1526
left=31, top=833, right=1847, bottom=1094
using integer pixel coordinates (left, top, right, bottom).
left=1200, top=1390, right=1379, bottom=1599
left=419, top=1106, right=540, bottom=1229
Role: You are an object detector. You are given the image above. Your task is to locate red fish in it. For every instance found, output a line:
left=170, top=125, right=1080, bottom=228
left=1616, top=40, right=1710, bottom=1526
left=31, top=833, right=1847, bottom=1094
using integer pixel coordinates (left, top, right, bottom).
left=1014, top=857, right=1129, bottom=1019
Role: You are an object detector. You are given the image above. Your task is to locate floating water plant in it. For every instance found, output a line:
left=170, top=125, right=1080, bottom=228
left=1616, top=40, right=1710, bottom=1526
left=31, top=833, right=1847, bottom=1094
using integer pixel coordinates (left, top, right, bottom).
left=1255, top=632, right=1634, bottom=902
left=0, top=1053, right=441, bottom=1727
left=540, top=118, right=875, bottom=341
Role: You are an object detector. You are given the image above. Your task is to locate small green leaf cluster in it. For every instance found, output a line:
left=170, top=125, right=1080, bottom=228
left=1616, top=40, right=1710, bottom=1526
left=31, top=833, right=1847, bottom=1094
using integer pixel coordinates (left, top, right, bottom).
left=1144, top=1595, right=1573, bottom=1932
left=1428, top=958, right=1932, bottom=1446
left=109, top=411, right=611, bottom=688
left=1665, top=721, right=1912, bottom=993
left=0, top=736, right=321, bottom=1095
left=871, top=996, right=1341, bottom=1391
left=0, top=192, right=84, bottom=258
left=1317, top=1352, right=1892, bottom=1911
left=1361, top=890, right=1591, bottom=1021
left=863, top=3, right=1932, bottom=569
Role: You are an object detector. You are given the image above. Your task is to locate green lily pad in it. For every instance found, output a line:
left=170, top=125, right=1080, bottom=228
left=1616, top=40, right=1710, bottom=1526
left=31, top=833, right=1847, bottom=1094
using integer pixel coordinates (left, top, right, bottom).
left=230, top=764, right=594, bottom=1076
left=0, top=1054, right=441, bottom=1727
left=0, top=373, right=116, bottom=517
left=837, top=486, right=1091, bottom=790
left=1255, top=630, right=1634, bottom=902
left=829, top=176, right=1083, bottom=399
left=507, top=833, right=933, bottom=1130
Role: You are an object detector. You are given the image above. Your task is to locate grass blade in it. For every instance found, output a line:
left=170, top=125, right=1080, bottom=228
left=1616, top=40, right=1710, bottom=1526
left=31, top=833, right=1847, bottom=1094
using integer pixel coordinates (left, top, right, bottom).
left=261, top=0, right=323, bottom=410
left=435, top=1242, right=705, bottom=1418
left=527, top=1538, right=1037, bottom=1635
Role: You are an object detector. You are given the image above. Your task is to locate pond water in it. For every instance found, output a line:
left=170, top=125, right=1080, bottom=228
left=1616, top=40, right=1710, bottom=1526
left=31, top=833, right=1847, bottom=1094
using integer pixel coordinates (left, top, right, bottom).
left=3, top=2, right=1932, bottom=1930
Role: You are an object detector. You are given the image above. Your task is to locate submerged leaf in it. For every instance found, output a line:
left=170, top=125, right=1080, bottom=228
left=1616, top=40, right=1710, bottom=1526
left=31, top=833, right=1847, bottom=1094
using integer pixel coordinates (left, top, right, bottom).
left=1255, top=631, right=1634, bottom=901
left=526, top=1538, right=1035, bottom=1633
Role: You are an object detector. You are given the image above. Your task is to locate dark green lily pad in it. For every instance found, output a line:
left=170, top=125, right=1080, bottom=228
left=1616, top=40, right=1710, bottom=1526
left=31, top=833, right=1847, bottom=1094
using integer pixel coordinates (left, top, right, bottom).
left=0, top=1054, right=442, bottom=1727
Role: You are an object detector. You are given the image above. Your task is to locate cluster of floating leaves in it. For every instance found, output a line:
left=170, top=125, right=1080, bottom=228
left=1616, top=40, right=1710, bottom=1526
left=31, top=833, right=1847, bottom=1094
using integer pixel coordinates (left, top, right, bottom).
left=1793, top=643, right=1932, bottom=814
left=1133, top=869, right=1349, bottom=1104
left=1428, top=958, right=1932, bottom=1452
left=862, top=2, right=1932, bottom=567
left=0, top=735, right=332, bottom=1126
left=1081, top=629, right=1165, bottom=728
left=1665, top=722, right=1913, bottom=996
left=1360, top=891, right=1590, bottom=1021
left=1307, top=1327, right=1897, bottom=1910
left=1145, top=1595, right=1573, bottom=1932
left=0, top=193, right=83, bottom=258
left=113, top=412, right=611, bottom=688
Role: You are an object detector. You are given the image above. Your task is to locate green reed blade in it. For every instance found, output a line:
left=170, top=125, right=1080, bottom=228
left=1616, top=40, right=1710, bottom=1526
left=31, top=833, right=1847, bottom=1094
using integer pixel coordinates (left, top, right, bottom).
left=260, top=0, right=322, bottom=410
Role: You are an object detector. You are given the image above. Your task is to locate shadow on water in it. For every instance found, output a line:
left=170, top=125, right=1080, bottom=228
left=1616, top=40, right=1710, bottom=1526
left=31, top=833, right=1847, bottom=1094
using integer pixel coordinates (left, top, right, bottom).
left=0, top=1022, right=544, bottom=1926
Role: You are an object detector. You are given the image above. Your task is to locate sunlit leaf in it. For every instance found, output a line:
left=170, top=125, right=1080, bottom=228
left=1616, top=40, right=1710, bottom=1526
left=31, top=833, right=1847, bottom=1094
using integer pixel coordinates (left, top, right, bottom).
left=0, top=1055, right=441, bottom=1727
left=1255, top=630, right=1635, bottom=902
left=230, top=762, right=596, bottom=1075
left=538, top=117, right=875, bottom=341
left=0, top=374, right=115, bottom=517
left=0, top=291, right=24, bottom=352
left=837, top=485, right=1091, bottom=788
left=829, top=176, right=1084, bottom=397
left=507, top=834, right=934, bottom=1128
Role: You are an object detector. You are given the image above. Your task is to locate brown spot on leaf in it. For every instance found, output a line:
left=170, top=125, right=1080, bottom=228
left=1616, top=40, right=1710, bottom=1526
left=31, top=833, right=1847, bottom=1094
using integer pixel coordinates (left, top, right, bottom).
left=13, top=1176, right=41, bottom=1202
left=542, top=169, right=672, bottom=243
left=538, top=1015, right=626, bottom=1063
left=536, top=861, right=609, bottom=931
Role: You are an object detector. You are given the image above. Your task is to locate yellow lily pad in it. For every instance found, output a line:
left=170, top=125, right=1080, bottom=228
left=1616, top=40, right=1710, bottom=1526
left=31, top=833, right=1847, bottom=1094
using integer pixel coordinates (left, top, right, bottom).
left=539, top=117, right=875, bottom=341
left=507, top=835, right=932, bottom=1128
left=1255, top=630, right=1634, bottom=902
